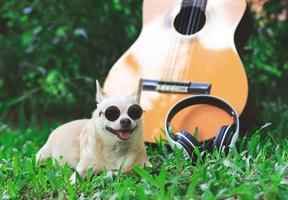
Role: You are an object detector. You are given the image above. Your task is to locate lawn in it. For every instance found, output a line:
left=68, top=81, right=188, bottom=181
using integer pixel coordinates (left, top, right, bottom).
left=0, top=123, right=287, bottom=199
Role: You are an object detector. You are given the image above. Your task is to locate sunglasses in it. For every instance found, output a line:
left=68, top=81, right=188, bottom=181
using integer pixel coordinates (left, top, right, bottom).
left=101, top=104, right=143, bottom=121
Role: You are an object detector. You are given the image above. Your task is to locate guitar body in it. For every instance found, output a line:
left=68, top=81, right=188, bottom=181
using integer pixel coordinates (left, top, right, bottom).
left=104, top=0, right=248, bottom=143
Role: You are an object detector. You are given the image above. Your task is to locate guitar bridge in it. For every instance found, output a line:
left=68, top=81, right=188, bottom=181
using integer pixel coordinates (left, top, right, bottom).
left=142, top=79, right=211, bottom=94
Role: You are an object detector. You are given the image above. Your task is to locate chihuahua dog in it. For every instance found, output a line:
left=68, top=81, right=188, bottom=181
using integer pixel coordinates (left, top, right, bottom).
left=36, top=81, right=150, bottom=182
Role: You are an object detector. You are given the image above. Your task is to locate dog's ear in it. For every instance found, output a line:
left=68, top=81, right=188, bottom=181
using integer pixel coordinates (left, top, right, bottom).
left=96, top=80, right=108, bottom=103
left=132, top=79, right=142, bottom=104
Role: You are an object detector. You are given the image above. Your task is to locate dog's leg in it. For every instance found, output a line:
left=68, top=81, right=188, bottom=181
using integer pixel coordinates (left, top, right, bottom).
left=145, top=159, right=152, bottom=168
left=69, top=158, right=98, bottom=184
left=36, top=143, right=52, bottom=164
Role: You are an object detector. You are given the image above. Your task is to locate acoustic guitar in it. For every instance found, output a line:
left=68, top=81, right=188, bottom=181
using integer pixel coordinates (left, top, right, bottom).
left=104, top=0, right=248, bottom=143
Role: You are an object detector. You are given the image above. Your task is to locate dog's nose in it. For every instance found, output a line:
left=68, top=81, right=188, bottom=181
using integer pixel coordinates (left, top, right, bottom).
left=120, top=118, right=131, bottom=128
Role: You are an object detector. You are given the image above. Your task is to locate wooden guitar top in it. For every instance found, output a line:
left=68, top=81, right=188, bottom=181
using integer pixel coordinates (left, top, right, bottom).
left=104, top=0, right=248, bottom=142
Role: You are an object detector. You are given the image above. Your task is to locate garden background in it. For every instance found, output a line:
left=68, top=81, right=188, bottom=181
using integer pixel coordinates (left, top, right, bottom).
left=0, top=0, right=288, bottom=199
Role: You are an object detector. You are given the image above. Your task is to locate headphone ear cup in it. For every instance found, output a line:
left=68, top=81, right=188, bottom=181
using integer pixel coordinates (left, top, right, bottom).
left=175, top=131, right=200, bottom=157
left=214, top=125, right=235, bottom=154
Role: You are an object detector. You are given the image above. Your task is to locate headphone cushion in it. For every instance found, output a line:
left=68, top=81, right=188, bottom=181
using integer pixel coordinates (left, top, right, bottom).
left=214, top=125, right=235, bottom=153
left=175, top=131, right=200, bottom=157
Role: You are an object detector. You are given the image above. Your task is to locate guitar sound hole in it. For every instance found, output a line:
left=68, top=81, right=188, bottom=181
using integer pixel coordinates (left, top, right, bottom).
left=174, top=6, right=206, bottom=35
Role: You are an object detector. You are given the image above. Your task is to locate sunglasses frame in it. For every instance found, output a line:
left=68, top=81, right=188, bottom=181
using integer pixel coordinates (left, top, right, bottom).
left=100, top=104, right=143, bottom=122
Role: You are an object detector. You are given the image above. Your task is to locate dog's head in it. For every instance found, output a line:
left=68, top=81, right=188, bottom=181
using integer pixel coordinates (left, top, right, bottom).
left=93, top=80, right=143, bottom=144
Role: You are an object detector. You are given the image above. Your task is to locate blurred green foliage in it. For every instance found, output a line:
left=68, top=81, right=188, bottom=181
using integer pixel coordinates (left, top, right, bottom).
left=245, top=2, right=288, bottom=95
left=0, top=1, right=287, bottom=131
left=243, top=1, right=288, bottom=134
left=0, top=0, right=141, bottom=124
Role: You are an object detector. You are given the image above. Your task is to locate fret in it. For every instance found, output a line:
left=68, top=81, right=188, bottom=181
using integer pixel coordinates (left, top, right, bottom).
left=182, top=0, right=207, bottom=10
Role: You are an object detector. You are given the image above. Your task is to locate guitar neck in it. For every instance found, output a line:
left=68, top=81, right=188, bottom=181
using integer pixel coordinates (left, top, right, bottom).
left=182, top=0, right=208, bottom=9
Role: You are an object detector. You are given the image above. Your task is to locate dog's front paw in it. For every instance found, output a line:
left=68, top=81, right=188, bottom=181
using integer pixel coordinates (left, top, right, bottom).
left=69, top=172, right=78, bottom=184
left=145, top=160, right=152, bottom=168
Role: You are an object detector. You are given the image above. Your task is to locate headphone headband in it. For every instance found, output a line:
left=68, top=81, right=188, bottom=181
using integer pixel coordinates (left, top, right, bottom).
left=165, top=95, right=240, bottom=150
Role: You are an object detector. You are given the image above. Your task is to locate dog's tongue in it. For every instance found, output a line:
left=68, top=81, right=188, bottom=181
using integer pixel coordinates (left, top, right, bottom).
left=118, top=131, right=132, bottom=141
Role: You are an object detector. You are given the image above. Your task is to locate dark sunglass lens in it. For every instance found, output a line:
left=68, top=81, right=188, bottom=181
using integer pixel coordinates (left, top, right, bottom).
left=128, top=104, right=143, bottom=120
left=105, top=106, right=120, bottom=121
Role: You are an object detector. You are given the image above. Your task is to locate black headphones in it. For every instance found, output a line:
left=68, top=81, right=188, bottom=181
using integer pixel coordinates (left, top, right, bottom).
left=165, top=95, right=240, bottom=158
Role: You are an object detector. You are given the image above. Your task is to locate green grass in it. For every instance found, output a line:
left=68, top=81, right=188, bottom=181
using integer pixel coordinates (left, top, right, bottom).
left=0, top=123, right=288, bottom=199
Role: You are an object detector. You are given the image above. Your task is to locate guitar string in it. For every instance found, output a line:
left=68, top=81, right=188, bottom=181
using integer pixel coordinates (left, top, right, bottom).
left=172, top=1, right=194, bottom=81
left=170, top=0, right=199, bottom=82
left=160, top=4, right=183, bottom=83
left=185, top=0, right=207, bottom=82
left=184, top=0, right=204, bottom=82
left=160, top=1, right=189, bottom=85
left=181, top=0, right=202, bottom=82
left=159, top=0, right=203, bottom=86
left=160, top=6, right=181, bottom=82
left=173, top=1, right=194, bottom=79
left=165, top=5, right=187, bottom=83
left=172, top=0, right=201, bottom=82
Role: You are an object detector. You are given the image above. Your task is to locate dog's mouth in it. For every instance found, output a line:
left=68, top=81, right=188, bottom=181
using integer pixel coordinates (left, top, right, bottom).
left=105, top=126, right=137, bottom=141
